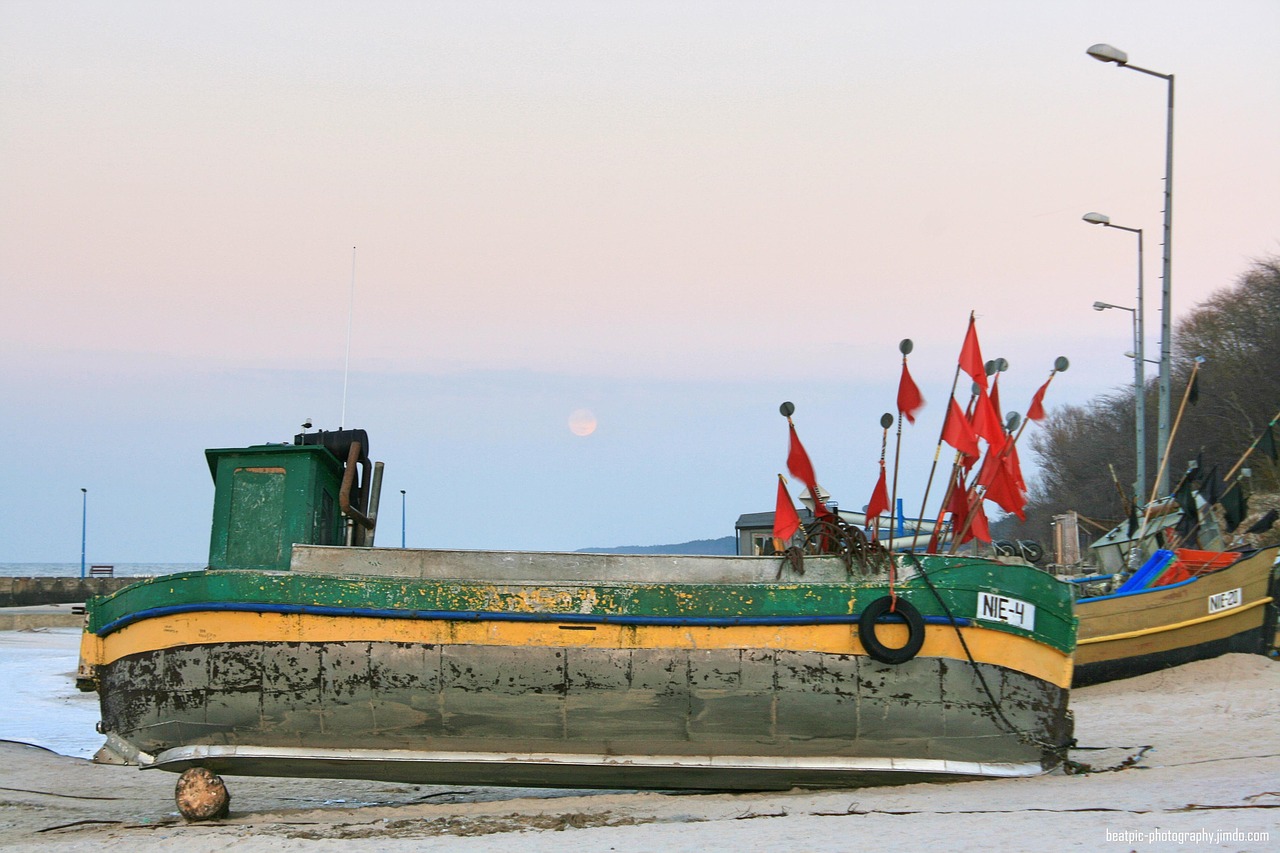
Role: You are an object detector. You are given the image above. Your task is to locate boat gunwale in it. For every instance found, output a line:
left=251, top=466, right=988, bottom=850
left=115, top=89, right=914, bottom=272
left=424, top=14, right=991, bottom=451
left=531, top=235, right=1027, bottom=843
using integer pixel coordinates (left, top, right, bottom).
left=82, top=560, right=1078, bottom=654
left=1075, top=545, right=1278, bottom=605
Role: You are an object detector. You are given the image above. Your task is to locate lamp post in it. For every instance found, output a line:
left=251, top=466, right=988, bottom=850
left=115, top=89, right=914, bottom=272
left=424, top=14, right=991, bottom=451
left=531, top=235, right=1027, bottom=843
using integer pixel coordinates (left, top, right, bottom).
left=80, top=488, right=87, bottom=579
left=1092, top=298, right=1146, bottom=507
left=400, top=489, right=406, bottom=548
left=1085, top=212, right=1147, bottom=506
left=1087, top=43, right=1174, bottom=497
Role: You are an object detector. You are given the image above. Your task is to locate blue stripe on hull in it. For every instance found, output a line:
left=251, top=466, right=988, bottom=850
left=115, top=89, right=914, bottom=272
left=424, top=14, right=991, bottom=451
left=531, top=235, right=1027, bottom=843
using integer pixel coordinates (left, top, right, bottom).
left=96, top=601, right=973, bottom=638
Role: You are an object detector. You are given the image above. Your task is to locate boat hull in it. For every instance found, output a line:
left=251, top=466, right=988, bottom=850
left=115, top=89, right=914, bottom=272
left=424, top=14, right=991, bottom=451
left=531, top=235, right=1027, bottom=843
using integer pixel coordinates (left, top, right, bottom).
left=92, top=635, right=1068, bottom=789
left=1073, top=545, right=1280, bottom=687
left=80, top=549, right=1075, bottom=789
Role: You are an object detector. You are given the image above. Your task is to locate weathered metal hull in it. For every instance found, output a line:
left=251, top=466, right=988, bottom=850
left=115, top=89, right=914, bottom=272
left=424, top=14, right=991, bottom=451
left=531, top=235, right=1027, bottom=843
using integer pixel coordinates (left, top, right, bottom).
left=92, top=639, right=1069, bottom=789
left=80, top=548, right=1076, bottom=790
left=1073, top=545, right=1280, bottom=687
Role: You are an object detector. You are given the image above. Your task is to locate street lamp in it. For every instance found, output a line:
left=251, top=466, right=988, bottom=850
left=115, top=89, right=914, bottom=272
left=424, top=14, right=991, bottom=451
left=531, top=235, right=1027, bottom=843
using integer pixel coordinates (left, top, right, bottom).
left=1085, top=212, right=1147, bottom=506
left=1091, top=300, right=1147, bottom=507
left=1087, top=43, right=1174, bottom=497
left=80, top=488, right=87, bottom=579
left=400, top=489, right=406, bottom=548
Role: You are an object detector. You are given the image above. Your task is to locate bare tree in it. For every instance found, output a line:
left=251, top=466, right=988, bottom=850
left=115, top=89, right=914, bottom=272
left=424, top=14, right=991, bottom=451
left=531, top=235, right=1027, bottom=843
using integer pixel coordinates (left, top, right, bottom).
left=997, top=256, right=1280, bottom=546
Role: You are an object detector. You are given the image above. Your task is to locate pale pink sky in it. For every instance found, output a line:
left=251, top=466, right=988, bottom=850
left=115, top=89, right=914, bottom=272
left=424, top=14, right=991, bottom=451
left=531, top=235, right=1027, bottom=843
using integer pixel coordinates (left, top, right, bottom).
left=3, top=2, right=1278, bottom=561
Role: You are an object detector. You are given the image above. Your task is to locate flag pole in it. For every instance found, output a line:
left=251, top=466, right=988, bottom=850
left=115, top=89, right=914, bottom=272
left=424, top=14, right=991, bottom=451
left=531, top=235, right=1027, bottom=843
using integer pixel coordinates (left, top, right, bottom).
left=888, top=339, right=915, bottom=548
left=916, top=426, right=962, bottom=554
left=930, top=461, right=964, bottom=553
left=938, top=384, right=984, bottom=553
left=1223, top=409, right=1280, bottom=482
left=910, top=313, right=975, bottom=553
left=1131, top=359, right=1205, bottom=565
left=873, top=412, right=892, bottom=542
left=947, top=362, right=1001, bottom=554
left=1144, top=358, right=1205, bottom=509
left=951, top=357, right=1068, bottom=550
left=1107, top=463, right=1134, bottom=518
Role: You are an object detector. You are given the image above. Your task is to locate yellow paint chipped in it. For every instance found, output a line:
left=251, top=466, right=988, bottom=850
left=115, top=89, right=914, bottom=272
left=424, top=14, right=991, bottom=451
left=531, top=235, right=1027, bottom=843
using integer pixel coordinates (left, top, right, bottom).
left=81, top=611, right=1072, bottom=688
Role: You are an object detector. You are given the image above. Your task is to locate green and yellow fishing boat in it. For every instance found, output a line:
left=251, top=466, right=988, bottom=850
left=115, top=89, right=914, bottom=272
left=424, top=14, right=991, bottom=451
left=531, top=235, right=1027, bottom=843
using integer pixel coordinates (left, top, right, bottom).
left=77, top=428, right=1076, bottom=814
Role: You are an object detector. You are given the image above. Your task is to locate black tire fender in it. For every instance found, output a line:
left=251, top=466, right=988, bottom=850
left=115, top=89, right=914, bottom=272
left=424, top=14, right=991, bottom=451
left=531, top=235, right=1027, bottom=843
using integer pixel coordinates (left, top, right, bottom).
left=858, top=596, right=926, bottom=665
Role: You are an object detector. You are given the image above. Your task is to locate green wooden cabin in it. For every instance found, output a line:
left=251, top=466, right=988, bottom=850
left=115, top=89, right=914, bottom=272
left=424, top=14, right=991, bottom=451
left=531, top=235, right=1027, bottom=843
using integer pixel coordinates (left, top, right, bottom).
left=204, top=444, right=345, bottom=571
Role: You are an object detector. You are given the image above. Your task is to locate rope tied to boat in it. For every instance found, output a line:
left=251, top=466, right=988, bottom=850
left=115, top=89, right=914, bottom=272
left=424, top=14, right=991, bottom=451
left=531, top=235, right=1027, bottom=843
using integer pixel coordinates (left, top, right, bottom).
left=904, top=553, right=1075, bottom=765
left=1060, top=744, right=1154, bottom=775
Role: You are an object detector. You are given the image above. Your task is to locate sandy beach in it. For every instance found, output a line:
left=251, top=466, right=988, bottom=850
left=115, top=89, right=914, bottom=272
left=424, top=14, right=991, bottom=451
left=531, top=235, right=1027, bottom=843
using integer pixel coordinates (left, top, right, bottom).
left=0, top=628, right=1276, bottom=852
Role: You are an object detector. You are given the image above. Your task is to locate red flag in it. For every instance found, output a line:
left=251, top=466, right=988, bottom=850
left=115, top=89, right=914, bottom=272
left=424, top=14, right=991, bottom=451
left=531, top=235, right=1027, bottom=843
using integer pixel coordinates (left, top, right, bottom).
left=866, top=463, right=889, bottom=524
left=1008, top=442, right=1026, bottom=492
left=787, top=421, right=829, bottom=516
left=773, top=476, right=802, bottom=542
left=942, top=398, right=979, bottom=457
left=969, top=385, right=1005, bottom=451
left=978, top=449, right=1027, bottom=520
left=946, top=472, right=969, bottom=521
left=945, top=474, right=975, bottom=544
left=968, top=501, right=992, bottom=543
left=1027, top=378, right=1051, bottom=421
left=896, top=362, right=925, bottom=424
left=946, top=474, right=992, bottom=544
left=990, top=374, right=1003, bottom=427
left=959, top=316, right=986, bottom=388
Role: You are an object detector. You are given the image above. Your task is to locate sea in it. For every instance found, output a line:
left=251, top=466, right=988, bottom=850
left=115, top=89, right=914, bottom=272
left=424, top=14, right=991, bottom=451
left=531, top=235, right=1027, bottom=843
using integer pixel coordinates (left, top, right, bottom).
left=0, top=627, right=101, bottom=757
left=1, top=563, right=204, bottom=758
left=0, top=562, right=203, bottom=578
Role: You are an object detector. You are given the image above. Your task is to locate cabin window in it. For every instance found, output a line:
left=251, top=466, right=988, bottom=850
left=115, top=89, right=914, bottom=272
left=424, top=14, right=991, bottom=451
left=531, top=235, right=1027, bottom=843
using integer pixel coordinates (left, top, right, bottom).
left=318, top=489, right=337, bottom=545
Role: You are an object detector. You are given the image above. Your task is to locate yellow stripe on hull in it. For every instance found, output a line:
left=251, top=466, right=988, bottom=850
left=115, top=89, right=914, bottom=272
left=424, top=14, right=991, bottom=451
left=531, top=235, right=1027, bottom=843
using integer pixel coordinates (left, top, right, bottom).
left=1078, top=596, right=1273, bottom=646
left=81, top=610, right=1073, bottom=689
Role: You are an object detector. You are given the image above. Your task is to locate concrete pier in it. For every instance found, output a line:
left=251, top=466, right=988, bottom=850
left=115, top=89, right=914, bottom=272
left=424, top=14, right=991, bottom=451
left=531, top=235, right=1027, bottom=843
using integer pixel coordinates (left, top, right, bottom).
left=0, top=577, right=140, bottom=608
left=0, top=604, right=85, bottom=630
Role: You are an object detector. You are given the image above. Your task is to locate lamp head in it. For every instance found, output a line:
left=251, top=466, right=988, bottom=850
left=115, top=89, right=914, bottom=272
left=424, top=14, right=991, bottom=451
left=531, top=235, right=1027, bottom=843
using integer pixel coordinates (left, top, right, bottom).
left=1093, top=301, right=1109, bottom=311
left=1087, top=43, right=1128, bottom=65
left=1082, top=212, right=1110, bottom=226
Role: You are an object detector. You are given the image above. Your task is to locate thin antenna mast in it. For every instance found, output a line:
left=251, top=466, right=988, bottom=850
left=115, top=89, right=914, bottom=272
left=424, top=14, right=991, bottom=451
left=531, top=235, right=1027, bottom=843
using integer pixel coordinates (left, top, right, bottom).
left=341, top=246, right=356, bottom=428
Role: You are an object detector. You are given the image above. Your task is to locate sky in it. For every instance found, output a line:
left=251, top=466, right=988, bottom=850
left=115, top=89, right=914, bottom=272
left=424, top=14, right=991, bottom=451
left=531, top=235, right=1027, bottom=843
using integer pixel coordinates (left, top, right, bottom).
left=3, top=1, right=1278, bottom=563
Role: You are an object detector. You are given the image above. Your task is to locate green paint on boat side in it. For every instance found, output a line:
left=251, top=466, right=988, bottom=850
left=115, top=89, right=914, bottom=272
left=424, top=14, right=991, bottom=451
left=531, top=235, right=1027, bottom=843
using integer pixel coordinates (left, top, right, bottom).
left=85, top=558, right=1076, bottom=653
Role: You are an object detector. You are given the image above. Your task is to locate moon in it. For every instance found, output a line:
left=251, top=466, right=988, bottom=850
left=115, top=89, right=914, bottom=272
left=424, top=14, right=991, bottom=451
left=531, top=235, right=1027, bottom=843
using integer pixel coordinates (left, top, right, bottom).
left=568, top=408, right=598, bottom=437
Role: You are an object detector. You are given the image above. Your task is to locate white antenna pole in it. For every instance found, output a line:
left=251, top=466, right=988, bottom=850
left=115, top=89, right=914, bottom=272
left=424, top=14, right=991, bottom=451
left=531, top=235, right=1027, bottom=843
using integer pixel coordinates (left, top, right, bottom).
left=341, top=246, right=356, bottom=429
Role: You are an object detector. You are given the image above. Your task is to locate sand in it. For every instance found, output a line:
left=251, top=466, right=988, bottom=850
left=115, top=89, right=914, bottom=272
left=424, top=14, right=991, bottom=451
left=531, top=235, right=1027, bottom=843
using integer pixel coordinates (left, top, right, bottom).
left=0, top=634, right=1276, bottom=852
